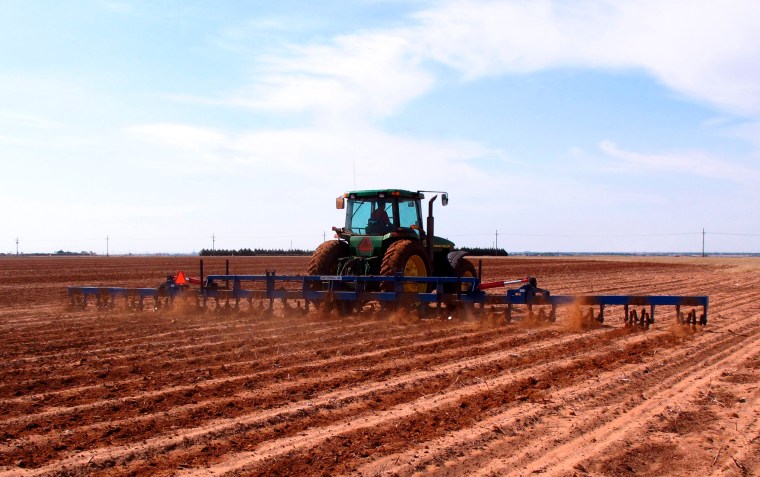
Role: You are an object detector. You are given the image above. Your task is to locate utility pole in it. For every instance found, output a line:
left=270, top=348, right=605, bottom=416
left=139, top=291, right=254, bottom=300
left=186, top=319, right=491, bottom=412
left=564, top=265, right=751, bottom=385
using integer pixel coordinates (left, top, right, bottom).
left=495, top=230, right=499, bottom=256
left=212, top=233, right=216, bottom=251
left=323, top=231, right=326, bottom=243
left=106, top=235, right=109, bottom=257
left=16, top=236, right=19, bottom=256
left=702, top=228, right=705, bottom=257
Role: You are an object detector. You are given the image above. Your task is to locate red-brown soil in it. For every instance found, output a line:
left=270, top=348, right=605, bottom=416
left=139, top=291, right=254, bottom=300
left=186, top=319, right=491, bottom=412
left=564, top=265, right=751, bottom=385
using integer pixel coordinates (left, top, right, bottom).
left=0, top=255, right=758, bottom=476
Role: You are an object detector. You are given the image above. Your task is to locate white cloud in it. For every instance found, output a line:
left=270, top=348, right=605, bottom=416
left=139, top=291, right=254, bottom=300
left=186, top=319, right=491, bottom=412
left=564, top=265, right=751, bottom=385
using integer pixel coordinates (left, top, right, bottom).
left=127, top=124, right=227, bottom=150
left=0, top=111, right=65, bottom=129
left=200, top=0, right=760, bottom=120
left=127, top=120, right=493, bottom=185
left=598, top=140, right=760, bottom=182
left=412, top=0, right=760, bottom=116
left=728, top=121, right=760, bottom=152
left=182, top=32, right=433, bottom=121
left=131, top=0, right=760, bottom=250
left=100, top=1, right=134, bottom=15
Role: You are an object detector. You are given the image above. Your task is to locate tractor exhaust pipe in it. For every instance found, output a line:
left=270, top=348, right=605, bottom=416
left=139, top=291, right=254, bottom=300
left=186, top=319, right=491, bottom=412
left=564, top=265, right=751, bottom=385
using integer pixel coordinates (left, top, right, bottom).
left=427, top=195, right=437, bottom=266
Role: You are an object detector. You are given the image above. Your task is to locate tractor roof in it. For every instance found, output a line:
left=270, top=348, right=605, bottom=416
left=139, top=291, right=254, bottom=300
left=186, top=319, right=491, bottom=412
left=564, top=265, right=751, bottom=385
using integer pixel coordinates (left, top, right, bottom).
left=344, top=189, right=422, bottom=199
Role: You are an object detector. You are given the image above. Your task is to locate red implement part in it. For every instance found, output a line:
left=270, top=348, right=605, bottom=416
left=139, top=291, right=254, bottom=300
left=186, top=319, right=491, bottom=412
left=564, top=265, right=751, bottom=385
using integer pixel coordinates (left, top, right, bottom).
left=478, top=277, right=531, bottom=290
left=173, top=272, right=202, bottom=286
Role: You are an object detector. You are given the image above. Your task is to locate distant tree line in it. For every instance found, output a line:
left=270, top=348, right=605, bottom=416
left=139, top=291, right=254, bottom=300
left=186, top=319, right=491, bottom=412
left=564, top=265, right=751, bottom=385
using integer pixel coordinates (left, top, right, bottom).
left=200, top=247, right=506, bottom=257
left=0, top=250, right=97, bottom=256
left=459, top=247, right=509, bottom=256
left=199, top=248, right=314, bottom=257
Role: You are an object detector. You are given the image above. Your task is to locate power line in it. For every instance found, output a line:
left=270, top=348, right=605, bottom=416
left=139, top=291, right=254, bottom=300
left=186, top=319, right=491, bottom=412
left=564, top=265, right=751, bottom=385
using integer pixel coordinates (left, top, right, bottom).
left=448, top=232, right=702, bottom=238
left=708, top=232, right=760, bottom=237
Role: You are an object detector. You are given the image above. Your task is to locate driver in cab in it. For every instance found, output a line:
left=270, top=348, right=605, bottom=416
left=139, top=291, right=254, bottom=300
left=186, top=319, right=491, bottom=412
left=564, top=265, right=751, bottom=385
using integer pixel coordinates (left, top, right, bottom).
left=371, top=200, right=390, bottom=225
left=367, top=199, right=392, bottom=234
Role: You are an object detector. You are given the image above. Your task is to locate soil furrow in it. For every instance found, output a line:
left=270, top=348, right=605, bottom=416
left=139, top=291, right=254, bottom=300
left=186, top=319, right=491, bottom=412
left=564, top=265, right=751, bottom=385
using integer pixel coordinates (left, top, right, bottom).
left=0, top=255, right=755, bottom=477
left=378, top=303, right=759, bottom=476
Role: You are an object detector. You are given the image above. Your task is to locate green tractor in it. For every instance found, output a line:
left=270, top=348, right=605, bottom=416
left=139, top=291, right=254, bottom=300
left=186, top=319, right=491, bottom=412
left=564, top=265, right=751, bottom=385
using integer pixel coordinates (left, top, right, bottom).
left=307, top=189, right=476, bottom=292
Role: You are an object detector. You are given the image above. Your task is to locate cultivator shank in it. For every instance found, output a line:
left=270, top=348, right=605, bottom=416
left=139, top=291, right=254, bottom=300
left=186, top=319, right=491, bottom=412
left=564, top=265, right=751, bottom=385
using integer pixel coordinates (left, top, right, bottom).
left=67, top=287, right=178, bottom=311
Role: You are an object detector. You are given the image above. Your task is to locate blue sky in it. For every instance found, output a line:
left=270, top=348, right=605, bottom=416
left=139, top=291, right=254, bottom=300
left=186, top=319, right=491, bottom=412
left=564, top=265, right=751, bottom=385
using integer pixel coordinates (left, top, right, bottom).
left=2, top=0, right=760, bottom=254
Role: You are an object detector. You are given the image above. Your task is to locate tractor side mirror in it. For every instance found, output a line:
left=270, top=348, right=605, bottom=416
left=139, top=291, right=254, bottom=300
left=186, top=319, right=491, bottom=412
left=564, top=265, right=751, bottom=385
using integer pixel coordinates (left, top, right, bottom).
left=441, top=193, right=449, bottom=206
left=336, top=196, right=345, bottom=209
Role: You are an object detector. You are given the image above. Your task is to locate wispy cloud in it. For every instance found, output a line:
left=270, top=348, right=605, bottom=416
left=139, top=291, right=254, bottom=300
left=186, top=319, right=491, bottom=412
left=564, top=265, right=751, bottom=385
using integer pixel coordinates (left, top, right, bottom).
left=133, top=1, right=760, bottom=190
left=126, top=124, right=227, bottom=150
left=415, top=0, right=760, bottom=116
left=0, top=111, right=65, bottom=129
left=728, top=121, right=760, bottom=152
left=598, top=140, right=760, bottom=182
left=100, top=1, right=134, bottom=15
left=177, top=32, right=434, bottom=121
left=6, top=0, right=758, bottom=253
left=148, top=0, right=760, bottom=240
left=183, top=0, right=760, bottom=123
left=127, top=120, right=493, bottom=184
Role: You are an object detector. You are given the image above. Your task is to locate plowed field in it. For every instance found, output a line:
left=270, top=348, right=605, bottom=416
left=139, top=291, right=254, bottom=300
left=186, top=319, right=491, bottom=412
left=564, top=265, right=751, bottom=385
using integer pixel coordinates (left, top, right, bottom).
left=1, top=255, right=759, bottom=476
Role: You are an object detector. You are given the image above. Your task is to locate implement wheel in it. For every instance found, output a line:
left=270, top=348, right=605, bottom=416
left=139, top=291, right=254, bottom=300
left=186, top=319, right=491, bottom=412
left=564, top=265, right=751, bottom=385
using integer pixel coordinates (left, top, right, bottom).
left=380, top=240, right=431, bottom=293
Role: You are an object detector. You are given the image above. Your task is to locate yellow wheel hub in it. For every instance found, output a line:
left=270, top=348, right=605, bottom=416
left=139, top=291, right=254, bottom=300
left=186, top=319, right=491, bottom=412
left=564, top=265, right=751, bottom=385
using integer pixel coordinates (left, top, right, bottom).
left=403, top=255, right=427, bottom=293
left=460, top=269, right=474, bottom=292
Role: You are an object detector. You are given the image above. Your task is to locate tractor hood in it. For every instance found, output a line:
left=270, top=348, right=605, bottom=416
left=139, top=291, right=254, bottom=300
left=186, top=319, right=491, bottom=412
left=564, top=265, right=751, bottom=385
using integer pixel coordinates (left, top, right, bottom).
left=433, top=235, right=455, bottom=250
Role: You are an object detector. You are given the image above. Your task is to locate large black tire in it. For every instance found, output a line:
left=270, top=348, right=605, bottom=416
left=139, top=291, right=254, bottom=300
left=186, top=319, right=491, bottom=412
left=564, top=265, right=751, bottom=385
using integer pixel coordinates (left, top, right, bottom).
left=457, top=257, right=477, bottom=279
left=444, top=251, right=477, bottom=293
left=307, top=240, right=349, bottom=276
left=380, top=240, right=431, bottom=293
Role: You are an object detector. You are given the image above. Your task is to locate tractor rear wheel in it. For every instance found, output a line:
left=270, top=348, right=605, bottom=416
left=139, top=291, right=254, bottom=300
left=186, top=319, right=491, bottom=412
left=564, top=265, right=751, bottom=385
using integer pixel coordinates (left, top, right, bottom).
left=307, top=240, right=349, bottom=276
left=445, top=252, right=477, bottom=293
left=380, top=240, right=431, bottom=293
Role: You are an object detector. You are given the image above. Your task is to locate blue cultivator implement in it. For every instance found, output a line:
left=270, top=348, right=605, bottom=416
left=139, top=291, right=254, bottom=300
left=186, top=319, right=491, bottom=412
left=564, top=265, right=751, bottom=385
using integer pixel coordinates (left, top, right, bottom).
left=67, top=270, right=709, bottom=328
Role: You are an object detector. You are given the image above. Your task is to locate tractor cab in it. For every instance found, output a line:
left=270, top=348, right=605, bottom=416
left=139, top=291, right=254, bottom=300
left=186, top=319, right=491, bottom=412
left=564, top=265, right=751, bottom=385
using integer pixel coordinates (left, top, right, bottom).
left=336, top=190, right=425, bottom=237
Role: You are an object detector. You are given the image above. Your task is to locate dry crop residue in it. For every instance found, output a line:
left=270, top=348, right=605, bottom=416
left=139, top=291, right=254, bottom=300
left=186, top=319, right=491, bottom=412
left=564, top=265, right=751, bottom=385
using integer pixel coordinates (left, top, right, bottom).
left=0, top=255, right=758, bottom=476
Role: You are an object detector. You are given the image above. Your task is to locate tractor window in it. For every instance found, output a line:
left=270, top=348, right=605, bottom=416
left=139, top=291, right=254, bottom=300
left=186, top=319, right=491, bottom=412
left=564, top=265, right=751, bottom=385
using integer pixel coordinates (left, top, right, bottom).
left=346, top=199, right=371, bottom=234
left=345, top=198, right=396, bottom=235
left=398, top=199, right=421, bottom=234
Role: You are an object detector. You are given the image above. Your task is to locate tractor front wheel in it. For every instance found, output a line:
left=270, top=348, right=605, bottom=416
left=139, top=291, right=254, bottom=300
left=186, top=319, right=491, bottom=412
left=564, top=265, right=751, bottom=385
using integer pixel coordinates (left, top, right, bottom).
left=307, top=240, right=349, bottom=276
left=307, top=240, right=350, bottom=312
left=380, top=240, right=431, bottom=293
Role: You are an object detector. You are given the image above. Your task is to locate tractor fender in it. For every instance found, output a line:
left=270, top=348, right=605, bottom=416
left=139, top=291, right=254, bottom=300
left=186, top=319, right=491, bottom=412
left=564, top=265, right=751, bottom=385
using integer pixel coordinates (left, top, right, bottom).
left=447, top=251, right=470, bottom=275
